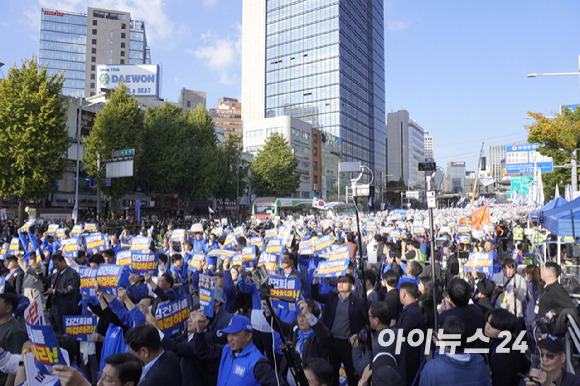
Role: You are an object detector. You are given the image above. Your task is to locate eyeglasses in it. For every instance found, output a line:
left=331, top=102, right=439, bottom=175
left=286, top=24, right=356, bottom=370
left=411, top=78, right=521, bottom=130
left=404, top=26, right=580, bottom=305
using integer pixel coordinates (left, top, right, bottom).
left=540, top=352, right=559, bottom=360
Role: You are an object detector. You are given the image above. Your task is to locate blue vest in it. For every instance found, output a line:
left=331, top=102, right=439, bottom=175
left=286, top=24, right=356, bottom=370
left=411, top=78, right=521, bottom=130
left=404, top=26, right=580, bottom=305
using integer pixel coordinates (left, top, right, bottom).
left=217, top=342, right=264, bottom=386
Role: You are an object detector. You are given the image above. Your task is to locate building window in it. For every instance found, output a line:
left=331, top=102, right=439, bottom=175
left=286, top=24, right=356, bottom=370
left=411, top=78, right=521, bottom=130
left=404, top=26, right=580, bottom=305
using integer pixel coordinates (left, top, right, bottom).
left=121, top=23, right=126, bottom=29
left=121, top=42, right=125, bottom=48
left=92, top=20, right=97, bottom=26
left=313, top=148, right=318, bottom=156
left=121, top=51, right=125, bottom=57
left=91, top=74, right=95, bottom=80
left=121, top=33, right=126, bottom=38
left=92, top=48, right=96, bottom=54
left=92, top=39, right=97, bottom=45
left=110, top=41, right=113, bottom=47
left=313, top=134, right=318, bottom=143
left=91, top=65, right=95, bottom=71
left=91, top=57, right=96, bottom=62
left=120, top=59, right=125, bottom=64
left=313, top=161, right=318, bottom=169
left=187, top=101, right=191, bottom=108
left=90, top=83, right=95, bottom=88
left=92, top=29, right=97, bottom=35
left=108, top=58, right=112, bottom=64
left=109, top=50, right=113, bottom=56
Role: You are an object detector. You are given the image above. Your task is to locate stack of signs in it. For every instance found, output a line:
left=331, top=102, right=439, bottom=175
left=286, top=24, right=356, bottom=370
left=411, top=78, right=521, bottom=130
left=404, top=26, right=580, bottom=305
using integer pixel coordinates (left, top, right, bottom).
left=84, top=232, right=108, bottom=254
left=115, top=250, right=132, bottom=266
left=63, top=316, right=97, bottom=341
left=198, top=274, right=215, bottom=317
left=26, top=322, right=67, bottom=375
left=269, top=275, right=301, bottom=312
left=62, top=238, right=80, bottom=258
left=96, top=264, right=130, bottom=296
left=79, top=267, right=98, bottom=297
left=84, top=223, right=98, bottom=233
left=130, top=236, right=151, bottom=251
left=47, top=224, right=59, bottom=236
left=170, top=229, right=186, bottom=243
left=258, top=252, right=279, bottom=273
left=190, top=223, right=203, bottom=233
left=250, top=237, right=264, bottom=252
left=155, top=297, right=191, bottom=337
left=464, top=252, right=494, bottom=275
left=187, top=253, right=204, bottom=273
left=264, top=228, right=277, bottom=241
left=240, top=246, right=256, bottom=268
left=131, top=252, right=158, bottom=275
left=70, top=225, right=82, bottom=237
left=314, top=235, right=333, bottom=255
left=298, top=239, right=314, bottom=255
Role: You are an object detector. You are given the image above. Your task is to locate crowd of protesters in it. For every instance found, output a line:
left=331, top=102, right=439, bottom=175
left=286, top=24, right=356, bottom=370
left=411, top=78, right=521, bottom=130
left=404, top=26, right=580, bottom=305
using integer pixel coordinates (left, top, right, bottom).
left=0, top=205, right=579, bottom=386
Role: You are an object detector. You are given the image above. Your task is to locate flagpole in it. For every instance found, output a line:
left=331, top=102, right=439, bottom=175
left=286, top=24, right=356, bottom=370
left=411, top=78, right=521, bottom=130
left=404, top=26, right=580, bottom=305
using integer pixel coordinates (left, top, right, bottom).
left=471, top=142, right=485, bottom=204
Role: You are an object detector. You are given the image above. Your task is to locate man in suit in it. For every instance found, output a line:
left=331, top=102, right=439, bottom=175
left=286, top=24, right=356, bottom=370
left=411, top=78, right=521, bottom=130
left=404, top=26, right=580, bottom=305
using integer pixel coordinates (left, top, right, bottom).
left=311, top=274, right=367, bottom=386
left=124, top=324, right=182, bottom=386
left=3, top=255, right=24, bottom=295
left=44, top=251, right=81, bottom=333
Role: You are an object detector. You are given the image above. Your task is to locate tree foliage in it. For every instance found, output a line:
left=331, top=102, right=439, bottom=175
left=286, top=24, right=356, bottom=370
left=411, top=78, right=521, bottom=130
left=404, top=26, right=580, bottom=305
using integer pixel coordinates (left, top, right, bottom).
left=214, top=135, right=250, bottom=207
left=526, top=108, right=580, bottom=199
left=0, top=57, right=68, bottom=224
left=251, top=133, right=300, bottom=197
left=83, top=84, right=144, bottom=203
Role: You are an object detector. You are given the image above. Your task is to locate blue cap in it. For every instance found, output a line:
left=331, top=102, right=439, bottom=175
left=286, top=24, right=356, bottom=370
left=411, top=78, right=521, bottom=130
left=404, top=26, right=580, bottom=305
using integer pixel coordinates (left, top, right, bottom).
left=219, top=315, right=252, bottom=334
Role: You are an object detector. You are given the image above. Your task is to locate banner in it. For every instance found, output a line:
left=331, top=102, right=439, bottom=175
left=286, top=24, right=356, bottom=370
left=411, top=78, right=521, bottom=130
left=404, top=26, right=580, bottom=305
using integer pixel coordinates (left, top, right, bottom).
left=258, top=252, right=279, bottom=273
left=220, top=218, right=228, bottom=227
left=115, top=250, right=132, bottom=266
left=19, top=220, right=35, bottom=234
left=314, top=258, right=350, bottom=278
left=224, top=232, right=237, bottom=250
left=155, top=297, right=191, bottom=336
left=190, top=223, right=203, bottom=233
left=298, top=239, right=314, bottom=255
left=314, top=235, right=333, bottom=255
left=264, top=228, right=277, bottom=241
left=241, top=246, right=256, bottom=267
left=279, top=228, right=293, bottom=247
left=84, top=223, right=98, bottom=233
left=63, top=316, right=97, bottom=341
left=206, top=249, right=237, bottom=261
left=0, top=243, right=8, bottom=260
left=250, top=237, right=264, bottom=251
left=0, top=277, right=4, bottom=294
left=234, top=226, right=243, bottom=237
left=459, top=205, right=491, bottom=230
left=62, top=238, right=80, bottom=258
left=47, top=224, right=59, bottom=236
left=9, top=237, right=20, bottom=255
left=464, top=252, right=494, bottom=275
left=55, top=228, right=66, bottom=240
left=24, top=296, right=46, bottom=326
left=70, top=225, right=82, bottom=237
left=265, top=238, right=283, bottom=259
left=79, top=267, right=98, bottom=297
left=96, top=264, right=130, bottom=296
left=84, top=233, right=108, bottom=254
left=26, top=322, right=67, bottom=375
left=170, top=229, right=186, bottom=242
left=130, top=236, right=152, bottom=251
left=187, top=253, right=204, bottom=272
left=328, top=247, right=349, bottom=261
left=130, top=252, right=158, bottom=275
left=269, top=275, right=301, bottom=311
left=199, top=274, right=215, bottom=317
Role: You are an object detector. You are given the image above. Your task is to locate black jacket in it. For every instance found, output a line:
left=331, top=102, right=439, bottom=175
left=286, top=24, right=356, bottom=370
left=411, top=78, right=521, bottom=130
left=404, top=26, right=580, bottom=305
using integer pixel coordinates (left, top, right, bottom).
left=536, top=282, right=577, bottom=320
left=310, top=282, right=367, bottom=336
left=162, top=333, right=218, bottom=386
left=139, top=350, right=182, bottom=386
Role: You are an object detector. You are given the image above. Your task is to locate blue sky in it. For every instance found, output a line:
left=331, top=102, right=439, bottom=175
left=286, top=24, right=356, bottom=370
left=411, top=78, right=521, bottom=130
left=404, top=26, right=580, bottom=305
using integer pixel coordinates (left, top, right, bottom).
left=2, top=0, right=580, bottom=173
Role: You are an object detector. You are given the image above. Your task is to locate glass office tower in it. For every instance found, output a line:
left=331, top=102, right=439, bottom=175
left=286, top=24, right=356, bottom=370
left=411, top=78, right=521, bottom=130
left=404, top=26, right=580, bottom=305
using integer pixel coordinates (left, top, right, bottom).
left=243, top=0, right=386, bottom=176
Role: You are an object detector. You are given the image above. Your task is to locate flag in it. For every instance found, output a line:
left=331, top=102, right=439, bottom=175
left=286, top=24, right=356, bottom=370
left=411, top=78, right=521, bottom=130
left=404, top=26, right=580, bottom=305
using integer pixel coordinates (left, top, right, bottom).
left=555, top=184, right=560, bottom=198
left=459, top=205, right=490, bottom=230
left=450, top=202, right=455, bottom=208
left=565, top=184, right=572, bottom=202
left=0, top=209, right=6, bottom=221
left=532, top=165, right=544, bottom=207
left=457, top=197, right=466, bottom=207
left=312, top=197, right=325, bottom=209
left=208, top=206, right=215, bottom=215
left=368, top=196, right=373, bottom=208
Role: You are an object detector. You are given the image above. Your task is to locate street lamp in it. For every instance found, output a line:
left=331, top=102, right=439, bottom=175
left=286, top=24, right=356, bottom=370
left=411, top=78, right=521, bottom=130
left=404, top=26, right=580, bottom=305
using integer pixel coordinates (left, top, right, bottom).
left=73, top=99, right=101, bottom=224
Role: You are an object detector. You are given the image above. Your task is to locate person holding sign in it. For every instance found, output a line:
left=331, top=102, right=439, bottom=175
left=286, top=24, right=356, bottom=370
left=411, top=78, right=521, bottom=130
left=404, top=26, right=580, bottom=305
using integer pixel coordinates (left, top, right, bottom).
left=17, top=251, right=46, bottom=303
left=45, top=252, right=81, bottom=333
left=144, top=273, right=177, bottom=313
left=192, top=314, right=288, bottom=386
left=0, top=292, right=28, bottom=386
left=491, top=258, right=527, bottom=322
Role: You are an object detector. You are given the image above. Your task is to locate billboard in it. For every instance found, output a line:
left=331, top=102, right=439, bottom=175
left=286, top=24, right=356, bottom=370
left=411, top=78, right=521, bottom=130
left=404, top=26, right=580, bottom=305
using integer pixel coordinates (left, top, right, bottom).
left=96, top=65, right=160, bottom=97
left=505, top=143, right=553, bottom=175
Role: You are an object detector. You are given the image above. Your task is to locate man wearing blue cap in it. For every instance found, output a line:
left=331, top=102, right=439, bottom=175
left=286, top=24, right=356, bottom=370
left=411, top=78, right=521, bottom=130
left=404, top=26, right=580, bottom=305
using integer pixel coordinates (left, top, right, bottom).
left=194, top=314, right=288, bottom=386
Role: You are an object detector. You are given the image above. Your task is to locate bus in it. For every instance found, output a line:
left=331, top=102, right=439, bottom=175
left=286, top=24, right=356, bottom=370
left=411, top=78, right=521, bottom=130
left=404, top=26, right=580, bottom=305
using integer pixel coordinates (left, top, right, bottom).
left=252, top=197, right=317, bottom=220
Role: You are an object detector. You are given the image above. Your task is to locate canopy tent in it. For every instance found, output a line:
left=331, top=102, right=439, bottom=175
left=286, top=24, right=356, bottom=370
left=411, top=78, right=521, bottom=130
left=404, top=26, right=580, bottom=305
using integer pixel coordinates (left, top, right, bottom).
left=541, top=197, right=580, bottom=237
left=528, top=197, right=568, bottom=221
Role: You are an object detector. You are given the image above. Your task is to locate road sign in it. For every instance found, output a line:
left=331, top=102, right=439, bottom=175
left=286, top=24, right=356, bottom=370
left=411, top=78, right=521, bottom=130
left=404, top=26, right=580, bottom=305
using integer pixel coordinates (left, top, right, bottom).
left=103, top=179, right=111, bottom=186
left=339, top=161, right=361, bottom=173
left=427, top=191, right=436, bottom=209
left=111, top=148, right=135, bottom=158
left=505, top=143, right=553, bottom=175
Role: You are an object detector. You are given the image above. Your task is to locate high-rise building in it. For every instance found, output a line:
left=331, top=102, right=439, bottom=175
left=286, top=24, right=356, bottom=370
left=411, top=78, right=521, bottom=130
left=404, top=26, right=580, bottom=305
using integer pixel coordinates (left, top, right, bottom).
left=386, top=110, right=426, bottom=190
left=178, top=88, right=207, bottom=111
left=241, top=0, right=386, bottom=179
left=489, top=144, right=505, bottom=183
left=210, top=97, right=242, bottom=138
left=445, top=161, right=466, bottom=194
left=424, top=132, right=434, bottom=161
left=39, top=7, right=151, bottom=98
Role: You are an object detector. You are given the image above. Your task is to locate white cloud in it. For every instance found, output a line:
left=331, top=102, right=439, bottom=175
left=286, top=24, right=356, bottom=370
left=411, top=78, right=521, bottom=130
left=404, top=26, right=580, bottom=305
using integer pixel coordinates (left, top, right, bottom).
left=387, top=19, right=409, bottom=32
left=192, top=23, right=241, bottom=86
left=203, top=0, right=218, bottom=8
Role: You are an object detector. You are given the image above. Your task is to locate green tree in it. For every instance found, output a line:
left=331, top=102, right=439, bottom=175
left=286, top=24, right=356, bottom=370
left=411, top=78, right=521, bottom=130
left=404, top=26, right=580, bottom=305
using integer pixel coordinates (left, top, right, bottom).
left=214, top=134, right=250, bottom=213
left=251, top=133, right=300, bottom=197
left=83, top=84, right=144, bottom=212
left=0, top=57, right=68, bottom=225
left=526, top=108, right=580, bottom=199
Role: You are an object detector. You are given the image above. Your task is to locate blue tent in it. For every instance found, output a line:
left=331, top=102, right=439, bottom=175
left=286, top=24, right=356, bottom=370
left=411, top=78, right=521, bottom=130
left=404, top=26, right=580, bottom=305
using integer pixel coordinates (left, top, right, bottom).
left=528, top=197, right=568, bottom=221
left=542, top=197, right=580, bottom=237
